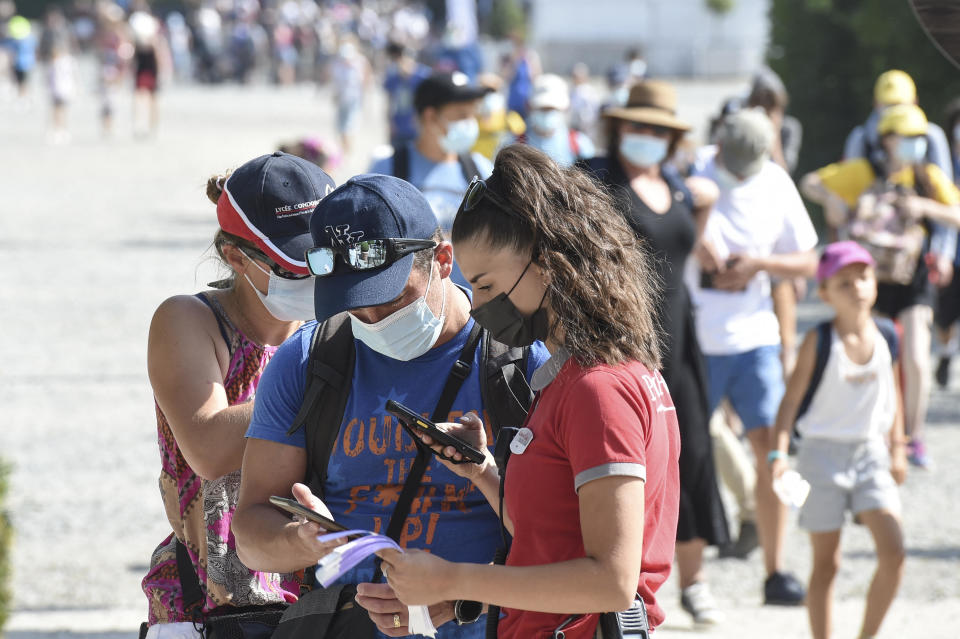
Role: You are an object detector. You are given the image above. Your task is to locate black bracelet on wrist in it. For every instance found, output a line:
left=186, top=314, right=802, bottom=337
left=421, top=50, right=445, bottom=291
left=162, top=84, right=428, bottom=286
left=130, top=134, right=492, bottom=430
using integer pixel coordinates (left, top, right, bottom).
left=454, top=599, right=483, bottom=625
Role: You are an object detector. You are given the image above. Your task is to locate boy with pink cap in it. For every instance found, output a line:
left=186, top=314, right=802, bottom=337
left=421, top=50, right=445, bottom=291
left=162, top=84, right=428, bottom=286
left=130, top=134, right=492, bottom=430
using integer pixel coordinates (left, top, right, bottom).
left=769, top=241, right=907, bottom=639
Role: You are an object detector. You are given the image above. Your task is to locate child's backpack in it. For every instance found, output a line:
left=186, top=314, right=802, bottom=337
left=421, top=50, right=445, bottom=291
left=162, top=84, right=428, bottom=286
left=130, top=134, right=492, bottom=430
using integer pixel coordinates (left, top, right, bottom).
left=794, top=318, right=900, bottom=436
left=848, top=169, right=928, bottom=285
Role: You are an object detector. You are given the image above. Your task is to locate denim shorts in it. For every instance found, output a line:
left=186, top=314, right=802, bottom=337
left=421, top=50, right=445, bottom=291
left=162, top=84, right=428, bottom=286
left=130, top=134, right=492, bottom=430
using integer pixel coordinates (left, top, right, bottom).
left=705, top=344, right=784, bottom=431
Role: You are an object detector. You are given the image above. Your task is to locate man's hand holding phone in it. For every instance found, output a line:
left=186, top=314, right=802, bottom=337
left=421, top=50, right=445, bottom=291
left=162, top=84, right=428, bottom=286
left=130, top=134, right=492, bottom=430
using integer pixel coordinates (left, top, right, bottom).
left=276, top=484, right=349, bottom=558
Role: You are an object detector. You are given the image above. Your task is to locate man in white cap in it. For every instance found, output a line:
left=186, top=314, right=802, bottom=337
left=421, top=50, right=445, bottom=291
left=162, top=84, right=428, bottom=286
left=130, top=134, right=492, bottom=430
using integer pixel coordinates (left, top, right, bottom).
left=690, top=108, right=818, bottom=607
left=508, top=73, right=594, bottom=167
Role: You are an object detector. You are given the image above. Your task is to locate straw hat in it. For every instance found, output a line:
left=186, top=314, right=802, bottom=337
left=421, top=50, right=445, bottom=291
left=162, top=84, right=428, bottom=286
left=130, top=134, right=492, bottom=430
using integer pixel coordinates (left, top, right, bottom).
left=603, top=80, right=691, bottom=132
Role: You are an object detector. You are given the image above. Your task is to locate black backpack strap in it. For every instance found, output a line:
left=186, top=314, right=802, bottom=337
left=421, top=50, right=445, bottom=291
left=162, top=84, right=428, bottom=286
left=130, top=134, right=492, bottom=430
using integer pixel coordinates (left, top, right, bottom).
left=392, top=144, right=410, bottom=182
left=371, top=322, right=484, bottom=583
left=795, top=321, right=833, bottom=427
left=457, top=152, right=480, bottom=183
left=290, top=315, right=356, bottom=499
left=176, top=538, right=205, bottom=624
left=479, top=331, right=534, bottom=437
left=874, top=317, right=899, bottom=363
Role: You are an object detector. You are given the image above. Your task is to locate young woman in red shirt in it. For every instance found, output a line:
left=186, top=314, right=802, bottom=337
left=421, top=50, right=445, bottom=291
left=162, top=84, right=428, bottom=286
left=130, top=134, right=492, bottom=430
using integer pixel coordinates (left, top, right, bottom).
left=378, top=143, right=681, bottom=638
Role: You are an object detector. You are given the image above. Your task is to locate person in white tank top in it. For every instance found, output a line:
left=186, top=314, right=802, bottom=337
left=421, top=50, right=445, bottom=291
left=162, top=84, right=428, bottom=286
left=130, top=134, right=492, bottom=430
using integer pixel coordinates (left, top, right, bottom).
left=768, top=242, right=907, bottom=639
left=794, top=320, right=897, bottom=442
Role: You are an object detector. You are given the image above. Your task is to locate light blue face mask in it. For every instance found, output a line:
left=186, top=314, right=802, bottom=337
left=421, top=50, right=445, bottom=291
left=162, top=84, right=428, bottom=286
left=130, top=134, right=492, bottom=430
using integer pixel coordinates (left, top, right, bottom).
left=895, top=136, right=928, bottom=165
left=714, top=165, right=741, bottom=190
left=528, top=109, right=565, bottom=134
left=349, top=264, right=446, bottom=361
left=439, top=117, right=479, bottom=155
left=619, top=133, right=668, bottom=167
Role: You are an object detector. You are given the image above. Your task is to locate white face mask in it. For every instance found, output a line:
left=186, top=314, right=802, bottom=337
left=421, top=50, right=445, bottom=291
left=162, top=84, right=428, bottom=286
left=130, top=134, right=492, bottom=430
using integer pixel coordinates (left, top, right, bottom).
left=528, top=109, right=565, bottom=135
left=243, top=259, right=316, bottom=322
left=349, top=264, right=447, bottom=361
left=439, top=117, right=479, bottom=155
left=895, top=136, right=928, bottom=165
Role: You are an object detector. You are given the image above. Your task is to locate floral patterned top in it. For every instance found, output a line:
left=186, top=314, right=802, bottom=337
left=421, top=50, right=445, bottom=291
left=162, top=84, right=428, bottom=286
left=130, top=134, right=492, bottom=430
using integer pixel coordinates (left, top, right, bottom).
left=142, top=292, right=299, bottom=624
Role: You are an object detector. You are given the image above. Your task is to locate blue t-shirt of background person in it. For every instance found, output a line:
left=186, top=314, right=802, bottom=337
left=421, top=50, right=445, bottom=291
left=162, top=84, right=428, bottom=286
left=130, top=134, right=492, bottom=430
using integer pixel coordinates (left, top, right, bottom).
left=369, top=145, right=493, bottom=231
left=383, top=64, right=431, bottom=146
left=507, top=56, right=532, bottom=119
left=247, top=308, right=548, bottom=639
left=5, top=33, right=37, bottom=72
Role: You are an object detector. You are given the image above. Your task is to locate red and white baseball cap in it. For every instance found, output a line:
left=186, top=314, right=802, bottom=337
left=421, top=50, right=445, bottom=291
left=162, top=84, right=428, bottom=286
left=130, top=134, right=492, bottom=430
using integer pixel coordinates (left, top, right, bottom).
left=217, top=151, right=336, bottom=275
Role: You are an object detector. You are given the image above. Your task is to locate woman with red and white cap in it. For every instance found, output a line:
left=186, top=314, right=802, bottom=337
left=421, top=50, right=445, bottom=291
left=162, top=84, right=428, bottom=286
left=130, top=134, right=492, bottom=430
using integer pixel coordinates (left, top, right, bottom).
left=140, top=152, right=334, bottom=639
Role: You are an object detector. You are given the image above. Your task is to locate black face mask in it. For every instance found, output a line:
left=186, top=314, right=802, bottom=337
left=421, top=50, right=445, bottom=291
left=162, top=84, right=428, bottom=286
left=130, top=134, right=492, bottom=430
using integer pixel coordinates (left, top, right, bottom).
left=470, top=260, right=549, bottom=347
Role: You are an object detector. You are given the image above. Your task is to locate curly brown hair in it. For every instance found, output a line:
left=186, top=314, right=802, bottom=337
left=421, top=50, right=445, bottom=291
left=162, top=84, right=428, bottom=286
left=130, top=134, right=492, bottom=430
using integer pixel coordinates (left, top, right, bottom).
left=451, top=144, right=662, bottom=369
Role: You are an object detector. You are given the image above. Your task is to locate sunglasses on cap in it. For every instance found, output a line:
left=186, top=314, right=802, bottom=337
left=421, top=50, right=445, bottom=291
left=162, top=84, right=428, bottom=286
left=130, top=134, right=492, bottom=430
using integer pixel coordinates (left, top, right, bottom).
left=239, top=248, right=309, bottom=280
left=304, top=238, right=438, bottom=277
left=461, top=176, right=517, bottom=216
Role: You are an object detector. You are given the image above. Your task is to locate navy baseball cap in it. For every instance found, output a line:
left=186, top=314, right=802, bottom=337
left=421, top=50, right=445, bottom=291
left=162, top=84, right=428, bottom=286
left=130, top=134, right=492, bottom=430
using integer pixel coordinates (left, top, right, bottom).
left=217, top=151, right=336, bottom=275
left=414, top=71, right=487, bottom=113
left=310, top=174, right=440, bottom=322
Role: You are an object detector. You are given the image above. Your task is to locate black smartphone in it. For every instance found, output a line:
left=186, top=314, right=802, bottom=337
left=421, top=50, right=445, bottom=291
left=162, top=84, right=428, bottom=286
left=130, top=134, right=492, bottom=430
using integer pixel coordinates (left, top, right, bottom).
left=699, top=269, right=716, bottom=289
left=385, top=399, right=486, bottom=464
left=268, top=496, right=349, bottom=532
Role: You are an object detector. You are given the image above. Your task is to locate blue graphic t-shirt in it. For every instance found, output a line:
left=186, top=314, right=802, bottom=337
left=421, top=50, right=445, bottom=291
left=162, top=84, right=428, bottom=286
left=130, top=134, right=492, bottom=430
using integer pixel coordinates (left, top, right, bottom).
left=247, top=309, right=548, bottom=639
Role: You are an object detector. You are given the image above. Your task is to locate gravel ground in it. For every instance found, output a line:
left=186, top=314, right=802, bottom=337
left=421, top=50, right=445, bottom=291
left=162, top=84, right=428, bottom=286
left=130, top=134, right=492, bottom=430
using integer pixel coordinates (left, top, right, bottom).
left=0, top=63, right=957, bottom=638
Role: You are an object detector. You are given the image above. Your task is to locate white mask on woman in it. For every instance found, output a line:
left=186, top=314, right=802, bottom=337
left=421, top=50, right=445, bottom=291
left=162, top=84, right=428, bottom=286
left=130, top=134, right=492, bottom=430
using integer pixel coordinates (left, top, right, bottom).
left=243, top=260, right=316, bottom=322
left=350, top=264, right=447, bottom=361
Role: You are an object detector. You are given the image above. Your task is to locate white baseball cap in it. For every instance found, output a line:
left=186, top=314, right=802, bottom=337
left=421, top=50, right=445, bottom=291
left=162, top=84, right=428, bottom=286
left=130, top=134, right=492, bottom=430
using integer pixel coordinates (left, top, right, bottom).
left=529, top=74, right=570, bottom=111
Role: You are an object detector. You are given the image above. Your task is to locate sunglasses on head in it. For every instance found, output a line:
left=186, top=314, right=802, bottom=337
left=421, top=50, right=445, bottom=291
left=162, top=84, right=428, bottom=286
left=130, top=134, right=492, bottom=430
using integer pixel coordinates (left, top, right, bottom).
left=239, top=248, right=309, bottom=280
left=304, top=237, right=438, bottom=277
left=461, top=176, right=516, bottom=216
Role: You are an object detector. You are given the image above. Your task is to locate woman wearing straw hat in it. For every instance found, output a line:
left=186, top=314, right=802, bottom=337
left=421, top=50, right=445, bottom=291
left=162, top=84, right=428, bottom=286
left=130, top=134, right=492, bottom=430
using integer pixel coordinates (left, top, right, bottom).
left=588, top=80, right=729, bottom=627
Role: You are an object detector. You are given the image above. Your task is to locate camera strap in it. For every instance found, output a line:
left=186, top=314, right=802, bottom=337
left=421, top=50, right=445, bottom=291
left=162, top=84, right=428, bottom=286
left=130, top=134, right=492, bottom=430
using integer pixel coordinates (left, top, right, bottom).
left=371, top=322, right=483, bottom=583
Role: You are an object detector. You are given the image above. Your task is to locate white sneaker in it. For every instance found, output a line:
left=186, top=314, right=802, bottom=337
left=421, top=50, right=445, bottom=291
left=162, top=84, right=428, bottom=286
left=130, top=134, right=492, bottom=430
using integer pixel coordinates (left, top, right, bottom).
left=680, top=581, right=723, bottom=626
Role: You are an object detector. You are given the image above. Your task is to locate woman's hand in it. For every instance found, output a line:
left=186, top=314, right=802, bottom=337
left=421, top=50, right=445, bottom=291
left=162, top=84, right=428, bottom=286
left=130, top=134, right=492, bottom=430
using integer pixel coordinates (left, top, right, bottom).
left=415, top=412, right=495, bottom=480
left=354, top=582, right=455, bottom=636
left=377, top=548, right=456, bottom=607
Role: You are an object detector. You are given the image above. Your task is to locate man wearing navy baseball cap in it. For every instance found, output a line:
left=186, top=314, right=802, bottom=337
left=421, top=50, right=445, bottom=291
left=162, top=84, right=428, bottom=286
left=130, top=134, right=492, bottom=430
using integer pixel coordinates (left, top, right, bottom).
left=234, top=174, right=550, bottom=638
left=370, top=71, right=493, bottom=233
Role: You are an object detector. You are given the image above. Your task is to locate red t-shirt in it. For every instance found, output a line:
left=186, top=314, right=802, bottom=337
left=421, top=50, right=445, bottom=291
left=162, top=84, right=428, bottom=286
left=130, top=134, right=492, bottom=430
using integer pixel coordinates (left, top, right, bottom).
left=498, top=356, right=680, bottom=639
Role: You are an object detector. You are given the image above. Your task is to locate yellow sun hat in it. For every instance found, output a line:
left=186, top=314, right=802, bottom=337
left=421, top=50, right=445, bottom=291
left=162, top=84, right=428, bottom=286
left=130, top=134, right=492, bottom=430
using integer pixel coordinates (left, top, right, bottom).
left=877, top=103, right=928, bottom=137
left=874, top=70, right=916, bottom=106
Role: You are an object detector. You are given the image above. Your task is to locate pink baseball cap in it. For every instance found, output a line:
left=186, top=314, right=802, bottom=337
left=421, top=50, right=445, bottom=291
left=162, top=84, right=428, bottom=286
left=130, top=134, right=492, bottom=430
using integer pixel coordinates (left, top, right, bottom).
left=817, top=241, right=876, bottom=283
